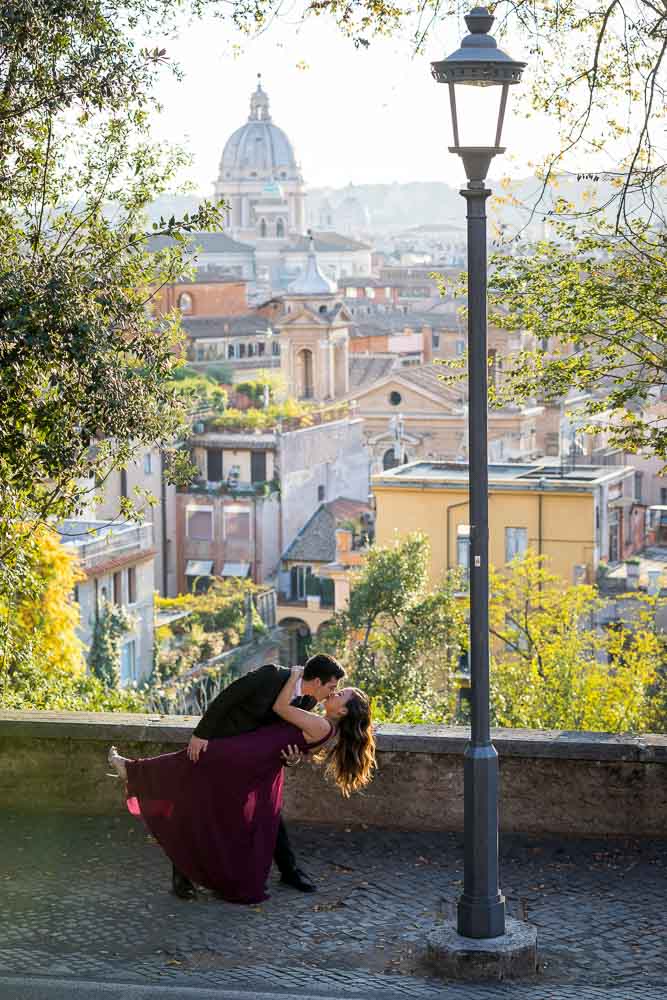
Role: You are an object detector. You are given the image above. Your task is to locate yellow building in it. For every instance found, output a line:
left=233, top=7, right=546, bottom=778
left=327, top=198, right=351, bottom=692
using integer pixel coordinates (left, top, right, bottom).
left=373, top=461, right=640, bottom=587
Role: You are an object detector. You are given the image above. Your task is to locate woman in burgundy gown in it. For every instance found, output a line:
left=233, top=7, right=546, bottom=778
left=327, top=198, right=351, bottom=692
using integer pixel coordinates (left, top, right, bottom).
left=107, top=667, right=375, bottom=904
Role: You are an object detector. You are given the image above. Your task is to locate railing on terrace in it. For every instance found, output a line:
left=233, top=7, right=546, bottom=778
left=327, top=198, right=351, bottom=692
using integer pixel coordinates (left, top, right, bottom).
left=178, top=478, right=277, bottom=497
left=189, top=402, right=352, bottom=437
left=65, top=523, right=153, bottom=564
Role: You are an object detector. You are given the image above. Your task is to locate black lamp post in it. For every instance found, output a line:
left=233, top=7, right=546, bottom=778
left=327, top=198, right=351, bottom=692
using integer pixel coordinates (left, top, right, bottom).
left=432, top=8, right=525, bottom=940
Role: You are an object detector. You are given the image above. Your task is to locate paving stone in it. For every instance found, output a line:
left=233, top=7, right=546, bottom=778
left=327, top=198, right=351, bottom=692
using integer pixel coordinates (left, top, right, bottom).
left=1, top=812, right=666, bottom=998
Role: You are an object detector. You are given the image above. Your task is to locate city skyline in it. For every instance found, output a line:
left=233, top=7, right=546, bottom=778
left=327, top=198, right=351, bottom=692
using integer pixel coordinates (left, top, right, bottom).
left=147, top=11, right=563, bottom=195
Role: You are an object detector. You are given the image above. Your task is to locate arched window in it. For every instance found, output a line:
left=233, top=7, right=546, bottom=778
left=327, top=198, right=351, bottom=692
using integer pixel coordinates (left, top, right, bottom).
left=228, top=344, right=235, bottom=358
left=276, top=218, right=285, bottom=238
left=248, top=343, right=255, bottom=357
left=177, top=292, right=193, bottom=314
left=319, top=304, right=327, bottom=314
left=239, top=343, right=246, bottom=358
left=259, top=218, right=267, bottom=238
left=383, top=448, right=401, bottom=470
left=296, top=349, right=314, bottom=400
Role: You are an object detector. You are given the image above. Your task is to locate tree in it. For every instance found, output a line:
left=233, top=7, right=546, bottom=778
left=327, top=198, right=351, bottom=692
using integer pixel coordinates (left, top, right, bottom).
left=488, top=227, right=667, bottom=459
left=88, top=601, right=136, bottom=688
left=489, top=552, right=663, bottom=733
left=316, top=533, right=468, bottom=713
left=0, top=524, right=85, bottom=680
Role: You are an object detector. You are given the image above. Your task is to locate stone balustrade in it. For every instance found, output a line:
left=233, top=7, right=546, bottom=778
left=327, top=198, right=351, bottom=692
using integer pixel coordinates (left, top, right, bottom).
left=1, top=710, right=665, bottom=837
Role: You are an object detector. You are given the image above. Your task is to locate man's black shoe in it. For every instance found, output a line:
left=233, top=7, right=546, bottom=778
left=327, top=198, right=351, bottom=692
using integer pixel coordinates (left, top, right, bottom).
left=280, top=868, right=317, bottom=893
left=172, top=864, right=197, bottom=900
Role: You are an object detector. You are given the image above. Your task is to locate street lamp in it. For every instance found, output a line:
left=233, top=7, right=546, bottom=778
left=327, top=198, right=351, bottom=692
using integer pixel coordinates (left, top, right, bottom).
left=432, top=8, right=525, bottom=941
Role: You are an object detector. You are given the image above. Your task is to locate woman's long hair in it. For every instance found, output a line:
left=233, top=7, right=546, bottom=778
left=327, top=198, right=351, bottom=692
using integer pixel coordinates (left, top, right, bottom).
left=322, top=688, right=376, bottom=797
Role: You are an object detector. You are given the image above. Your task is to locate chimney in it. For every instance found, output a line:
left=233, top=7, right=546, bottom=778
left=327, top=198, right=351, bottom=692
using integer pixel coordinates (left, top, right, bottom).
left=422, top=325, right=433, bottom=363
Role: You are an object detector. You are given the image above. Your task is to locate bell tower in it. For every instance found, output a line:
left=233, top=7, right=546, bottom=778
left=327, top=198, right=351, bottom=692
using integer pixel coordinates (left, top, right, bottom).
left=276, top=234, right=350, bottom=402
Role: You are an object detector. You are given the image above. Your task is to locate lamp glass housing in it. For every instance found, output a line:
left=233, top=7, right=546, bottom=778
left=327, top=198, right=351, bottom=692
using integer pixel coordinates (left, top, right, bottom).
left=446, top=79, right=510, bottom=149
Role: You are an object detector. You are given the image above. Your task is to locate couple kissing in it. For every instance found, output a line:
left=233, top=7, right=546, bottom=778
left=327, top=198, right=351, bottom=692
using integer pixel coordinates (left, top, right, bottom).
left=108, top=654, right=375, bottom=904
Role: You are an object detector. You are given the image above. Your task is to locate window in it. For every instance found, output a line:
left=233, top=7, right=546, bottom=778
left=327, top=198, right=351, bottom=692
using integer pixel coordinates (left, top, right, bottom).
left=127, top=566, right=136, bottom=605
left=196, top=347, right=205, bottom=361
left=73, top=585, right=79, bottom=604
left=635, top=472, right=644, bottom=503
left=389, top=390, right=402, bottom=406
left=177, top=292, right=193, bottom=314
left=228, top=344, right=235, bottom=359
left=505, top=527, right=528, bottom=562
left=272, top=341, right=280, bottom=356
left=251, top=451, right=267, bottom=484
left=113, top=571, right=122, bottom=605
left=224, top=505, right=250, bottom=543
left=120, top=640, right=137, bottom=685
left=455, top=340, right=465, bottom=356
left=457, top=524, right=470, bottom=579
left=290, top=565, right=311, bottom=600
left=318, top=484, right=325, bottom=502
left=260, top=218, right=267, bottom=237
left=248, top=343, right=255, bottom=357
left=661, top=487, right=667, bottom=506
left=187, top=507, right=213, bottom=541
left=207, top=448, right=223, bottom=482
left=143, top=452, right=152, bottom=475
left=432, top=332, right=440, bottom=348
left=276, top=218, right=285, bottom=238
left=257, top=342, right=265, bottom=356
left=120, top=468, right=128, bottom=499
left=239, top=343, right=246, bottom=358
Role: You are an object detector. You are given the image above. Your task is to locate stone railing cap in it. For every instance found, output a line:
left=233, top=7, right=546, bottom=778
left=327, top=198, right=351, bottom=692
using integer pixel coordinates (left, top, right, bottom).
left=1, top=711, right=666, bottom=763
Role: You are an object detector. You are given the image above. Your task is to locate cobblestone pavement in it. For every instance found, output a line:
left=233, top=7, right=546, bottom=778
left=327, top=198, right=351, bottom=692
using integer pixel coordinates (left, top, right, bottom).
left=1, top=812, right=666, bottom=999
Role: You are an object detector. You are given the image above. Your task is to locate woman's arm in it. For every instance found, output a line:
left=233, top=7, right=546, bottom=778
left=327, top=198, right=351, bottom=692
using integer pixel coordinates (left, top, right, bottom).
left=273, top=666, right=331, bottom=744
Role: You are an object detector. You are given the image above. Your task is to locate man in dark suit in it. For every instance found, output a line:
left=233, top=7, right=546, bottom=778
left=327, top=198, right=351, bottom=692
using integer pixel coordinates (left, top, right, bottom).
left=172, top=652, right=345, bottom=900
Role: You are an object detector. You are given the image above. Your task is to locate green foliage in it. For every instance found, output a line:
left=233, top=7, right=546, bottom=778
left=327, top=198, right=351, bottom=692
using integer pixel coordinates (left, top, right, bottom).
left=0, top=3, right=224, bottom=579
left=316, top=533, right=467, bottom=712
left=234, top=371, right=286, bottom=407
left=170, top=371, right=229, bottom=415
left=0, top=659, right=146, bottom=712
left=208, top=398, right=313, bottom=433
left=88, top=601, right=135, bottom=688
left=488, top=229, right=667, bottom=460
left=489, top=552, right=664, bottom=733
left=155, top=579, right=268, bottom=677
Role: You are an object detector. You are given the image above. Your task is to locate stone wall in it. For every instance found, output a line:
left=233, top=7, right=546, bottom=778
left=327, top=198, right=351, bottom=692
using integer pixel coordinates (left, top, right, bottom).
left=1, top=711, right=666, bottom=837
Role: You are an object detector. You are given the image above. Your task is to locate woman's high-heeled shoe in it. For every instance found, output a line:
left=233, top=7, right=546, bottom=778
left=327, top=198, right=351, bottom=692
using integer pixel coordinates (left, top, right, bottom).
left=107, top=745, right=127, bottom=781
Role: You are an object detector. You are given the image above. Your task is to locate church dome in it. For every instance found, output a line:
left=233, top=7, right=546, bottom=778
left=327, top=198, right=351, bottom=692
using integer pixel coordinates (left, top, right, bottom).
left=288, top=235, right=338, bottom=296
left=219, top=78, right=298, bottom=181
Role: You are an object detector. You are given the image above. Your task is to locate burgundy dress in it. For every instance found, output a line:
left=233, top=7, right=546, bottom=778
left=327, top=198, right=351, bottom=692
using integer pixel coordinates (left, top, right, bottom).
left=125, top=721, right=332, bottom=904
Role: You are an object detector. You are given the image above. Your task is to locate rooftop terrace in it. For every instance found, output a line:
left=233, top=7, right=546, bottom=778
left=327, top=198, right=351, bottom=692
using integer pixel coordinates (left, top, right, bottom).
left=375, top=461, right=635, bottom=490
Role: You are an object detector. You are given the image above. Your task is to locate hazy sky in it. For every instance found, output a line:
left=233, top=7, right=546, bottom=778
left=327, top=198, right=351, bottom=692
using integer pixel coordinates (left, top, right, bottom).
left=147, top=11, right=561, bottom=195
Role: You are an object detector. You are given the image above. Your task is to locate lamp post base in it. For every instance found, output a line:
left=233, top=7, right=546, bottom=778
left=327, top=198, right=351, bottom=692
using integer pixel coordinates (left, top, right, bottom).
left=457, top=895, right=506, bottom=940
left=427, top=917, right=538, bottom=981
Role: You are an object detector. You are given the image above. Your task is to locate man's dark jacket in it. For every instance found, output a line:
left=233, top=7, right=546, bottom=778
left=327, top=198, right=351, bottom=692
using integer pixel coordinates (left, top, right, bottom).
left=192, top=663, right=315, bottom=740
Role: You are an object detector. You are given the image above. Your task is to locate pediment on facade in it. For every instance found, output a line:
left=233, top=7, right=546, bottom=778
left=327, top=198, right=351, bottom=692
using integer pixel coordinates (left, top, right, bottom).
left=346, top=368, right=462, bottom=414
left=276, top=307, right=330, bottom=329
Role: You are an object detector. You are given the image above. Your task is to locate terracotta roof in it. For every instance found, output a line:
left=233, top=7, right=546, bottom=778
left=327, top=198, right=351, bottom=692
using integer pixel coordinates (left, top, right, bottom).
left=285, top=231, right=371, bottom=253
left=283, top=499, right=371, bottom=563
left=182, top=315, right=272, bottom=339
left=348, top=355, right=397, bottom=390
left=147, top=232, right=254, bottom=255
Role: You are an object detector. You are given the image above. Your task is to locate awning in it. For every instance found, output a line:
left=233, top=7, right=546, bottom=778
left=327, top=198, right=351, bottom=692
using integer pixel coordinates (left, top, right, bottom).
left=221, top=562, right=251, bottom=578
left=609, top=497, right=636, bottom=509
left=185, top=559, right=214, bottom=577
